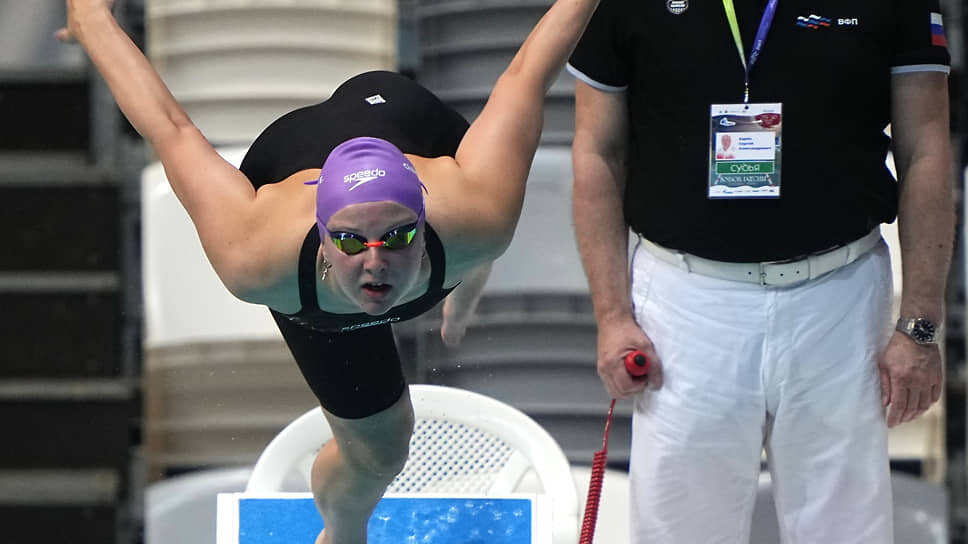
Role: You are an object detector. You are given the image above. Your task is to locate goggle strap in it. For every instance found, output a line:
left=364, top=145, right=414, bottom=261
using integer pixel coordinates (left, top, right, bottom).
left=331, top=224, right=418, bottom=254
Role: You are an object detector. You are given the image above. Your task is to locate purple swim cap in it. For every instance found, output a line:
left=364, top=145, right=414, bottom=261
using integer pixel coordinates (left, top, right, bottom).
left=308, top=137, right=425, bottom=236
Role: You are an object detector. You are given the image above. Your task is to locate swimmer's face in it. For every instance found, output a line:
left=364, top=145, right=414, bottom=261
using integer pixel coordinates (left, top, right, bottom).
left=323, top=201, right=425, bottom=316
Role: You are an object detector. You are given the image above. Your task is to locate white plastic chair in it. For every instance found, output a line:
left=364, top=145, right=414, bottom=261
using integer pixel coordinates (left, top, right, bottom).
left=246, top=384, right=579, bottom=544
left=147, top=467, right=252, bottom=544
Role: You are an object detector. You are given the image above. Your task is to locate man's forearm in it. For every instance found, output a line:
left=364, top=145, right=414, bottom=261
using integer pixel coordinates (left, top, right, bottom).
left=573, top=151, right=634, bottom=324
left=897, top=155, right=955, bottom=323
left=892, top=73, right=955, bottom=324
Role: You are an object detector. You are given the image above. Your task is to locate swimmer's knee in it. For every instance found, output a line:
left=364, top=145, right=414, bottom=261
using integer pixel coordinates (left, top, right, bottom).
left=334, top=398, right=414, bottom=479
left=357, top=440, right=410, bottom=478
left=351, top=417, right=413, bottom=478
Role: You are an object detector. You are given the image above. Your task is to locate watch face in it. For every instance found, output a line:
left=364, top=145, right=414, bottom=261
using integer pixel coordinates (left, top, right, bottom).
left=912, top=319, right=936, bottom=343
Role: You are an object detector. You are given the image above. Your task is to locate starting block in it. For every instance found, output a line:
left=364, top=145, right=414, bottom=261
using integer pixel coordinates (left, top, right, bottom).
left=217, top=493, right=552, bottom=543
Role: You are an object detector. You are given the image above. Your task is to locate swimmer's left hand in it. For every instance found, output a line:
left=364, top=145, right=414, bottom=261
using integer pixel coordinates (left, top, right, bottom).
left=440, top=305, right=470, bottom=348
left=439, top=263, right=491, bottom=348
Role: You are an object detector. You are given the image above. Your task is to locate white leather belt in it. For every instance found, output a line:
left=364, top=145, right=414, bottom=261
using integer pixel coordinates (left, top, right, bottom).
left=638, top=229, right=882, bottom=287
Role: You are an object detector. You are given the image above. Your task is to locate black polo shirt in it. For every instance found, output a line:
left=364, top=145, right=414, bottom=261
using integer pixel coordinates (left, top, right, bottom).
left=568, top=0, right=951, bottom=262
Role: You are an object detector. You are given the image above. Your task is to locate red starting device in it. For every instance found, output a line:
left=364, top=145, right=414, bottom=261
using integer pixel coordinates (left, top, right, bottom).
left=624, top=351, right=649, bottom=377
left=579, top=350, right=650, bottom=544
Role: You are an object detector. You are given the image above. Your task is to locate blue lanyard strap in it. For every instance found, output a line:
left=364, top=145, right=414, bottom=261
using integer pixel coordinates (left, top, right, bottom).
left=722, top=0, right=778, bottom=103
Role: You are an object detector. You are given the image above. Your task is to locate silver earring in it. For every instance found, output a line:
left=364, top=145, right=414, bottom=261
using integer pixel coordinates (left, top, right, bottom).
left=320, top=258, right=332, bottom=282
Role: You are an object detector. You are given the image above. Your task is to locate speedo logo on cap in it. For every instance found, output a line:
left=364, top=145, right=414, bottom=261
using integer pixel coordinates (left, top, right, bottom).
left=344, top=169, right=387, bottom=191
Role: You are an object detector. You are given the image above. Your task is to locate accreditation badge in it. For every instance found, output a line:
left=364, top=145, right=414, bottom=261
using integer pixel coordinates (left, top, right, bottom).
left=708, top=103, right=782, bottom=199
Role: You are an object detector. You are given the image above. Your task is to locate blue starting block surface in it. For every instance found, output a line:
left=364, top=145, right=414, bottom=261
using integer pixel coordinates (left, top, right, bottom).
left=217, top=493, right=550, bottom=544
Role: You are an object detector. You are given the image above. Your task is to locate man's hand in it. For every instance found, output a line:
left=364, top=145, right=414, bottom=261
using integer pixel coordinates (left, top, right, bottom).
left=597, top=314, right=663, bottom=399
left=878, top=331, right=943, bottom=427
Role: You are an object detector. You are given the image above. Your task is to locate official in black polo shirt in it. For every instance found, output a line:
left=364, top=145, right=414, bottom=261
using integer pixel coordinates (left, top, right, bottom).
left=568, top=0, right=953, bottom=541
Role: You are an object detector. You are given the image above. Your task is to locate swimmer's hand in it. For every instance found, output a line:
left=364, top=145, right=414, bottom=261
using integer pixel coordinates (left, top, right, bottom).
left=56, top=0, right=116, bottom=42
left=439, top=262, right=492, bottom=348
left=440, top=306, right=470, bottom=348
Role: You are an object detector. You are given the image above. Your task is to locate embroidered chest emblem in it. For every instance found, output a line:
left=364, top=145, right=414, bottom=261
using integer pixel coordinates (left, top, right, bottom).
left=796, top=14, right=863, bottom=30
left=667, top=0, right=688, bottom=15
left=795, top=14, right=832, bottom=29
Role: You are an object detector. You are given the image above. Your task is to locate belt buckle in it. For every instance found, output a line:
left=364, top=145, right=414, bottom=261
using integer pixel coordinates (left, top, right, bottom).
left=757, top=262, right=769, bottom=286
left=759, top=259, right=807, bottom=286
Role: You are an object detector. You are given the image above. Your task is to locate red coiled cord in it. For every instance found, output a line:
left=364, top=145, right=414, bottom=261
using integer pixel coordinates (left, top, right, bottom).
left=579, top=398, right=616, bottom=544
left=579, top=351, right=649, bottom=544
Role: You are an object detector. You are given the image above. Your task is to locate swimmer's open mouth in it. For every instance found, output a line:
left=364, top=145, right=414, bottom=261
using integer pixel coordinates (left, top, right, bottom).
left=362, top=283, right=391, bottom=294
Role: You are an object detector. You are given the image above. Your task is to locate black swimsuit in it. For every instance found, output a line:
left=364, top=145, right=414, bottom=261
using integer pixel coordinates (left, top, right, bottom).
left=239, top=71, right=469, bottom=418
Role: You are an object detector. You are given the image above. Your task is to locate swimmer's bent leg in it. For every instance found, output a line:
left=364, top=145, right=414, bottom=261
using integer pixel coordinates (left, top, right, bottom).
left=269, top=317, right=414, bottom=543
left=313, top=389, right=415, bottom=544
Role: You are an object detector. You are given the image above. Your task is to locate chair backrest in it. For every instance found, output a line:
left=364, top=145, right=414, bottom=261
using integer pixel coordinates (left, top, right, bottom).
left=246, top=384, right=578, bottom=543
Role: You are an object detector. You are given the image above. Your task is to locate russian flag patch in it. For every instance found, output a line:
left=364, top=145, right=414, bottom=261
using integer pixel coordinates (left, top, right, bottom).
left=931, top=12, right=947, bottom=47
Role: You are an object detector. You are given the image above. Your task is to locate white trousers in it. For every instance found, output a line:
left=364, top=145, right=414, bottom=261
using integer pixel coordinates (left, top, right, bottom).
left=628, top=237, right=894, bottom=544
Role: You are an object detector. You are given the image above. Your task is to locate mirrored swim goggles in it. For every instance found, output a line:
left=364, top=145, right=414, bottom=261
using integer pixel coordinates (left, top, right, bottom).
left=329, top=223, right=418, bottom=255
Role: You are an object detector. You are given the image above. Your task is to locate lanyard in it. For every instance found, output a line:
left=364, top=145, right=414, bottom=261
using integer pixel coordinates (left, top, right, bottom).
left=722, top=0, right=778, bottom=103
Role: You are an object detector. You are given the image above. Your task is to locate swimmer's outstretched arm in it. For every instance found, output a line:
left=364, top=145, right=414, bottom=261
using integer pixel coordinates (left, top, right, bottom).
left=444, top=0, right=600, bottom=252
left=59, top=0, right=274, bottom=293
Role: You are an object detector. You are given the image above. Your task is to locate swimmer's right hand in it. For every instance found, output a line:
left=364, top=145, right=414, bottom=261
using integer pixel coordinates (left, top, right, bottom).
left=56, top=0, right=116, bottom=42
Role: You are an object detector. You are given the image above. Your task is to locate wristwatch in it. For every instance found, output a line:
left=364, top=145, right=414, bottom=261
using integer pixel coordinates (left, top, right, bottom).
left=895, top=317, right=940, bottom=345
